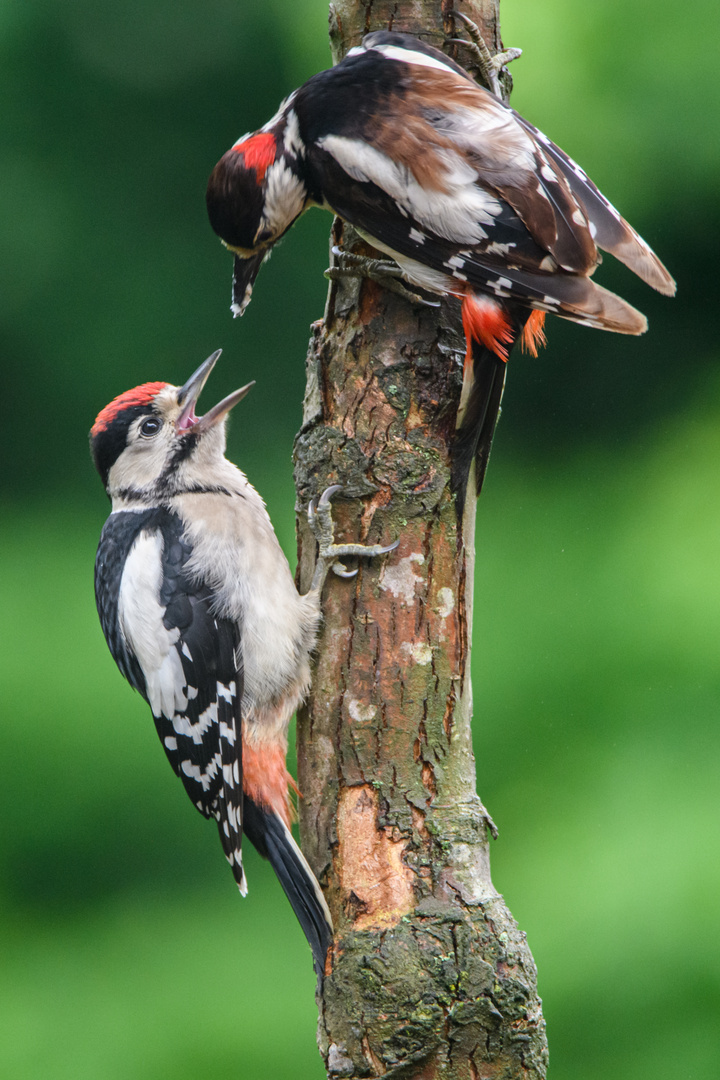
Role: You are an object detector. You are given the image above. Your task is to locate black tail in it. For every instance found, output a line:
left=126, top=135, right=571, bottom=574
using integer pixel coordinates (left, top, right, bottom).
left=243, top=797, right=333, bottom=975
left=451, top=341, right=508, bottom=517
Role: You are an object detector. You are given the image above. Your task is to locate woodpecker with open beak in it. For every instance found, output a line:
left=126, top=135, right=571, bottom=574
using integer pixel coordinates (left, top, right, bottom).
left=90, top=350, right=396, bottom=971
left=206, top=29, right=675, bottom=499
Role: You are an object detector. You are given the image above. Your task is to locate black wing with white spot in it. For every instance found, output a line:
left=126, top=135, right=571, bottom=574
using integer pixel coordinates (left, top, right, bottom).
left=305, top=137, right=649, bottom=335
left=95, top=508, right=246, bottom=893
left=297, top=35, right=673, bottom=330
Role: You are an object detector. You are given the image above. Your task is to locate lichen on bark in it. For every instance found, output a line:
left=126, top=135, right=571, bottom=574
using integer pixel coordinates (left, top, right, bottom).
left=293, top=4, right=548, bottom=1078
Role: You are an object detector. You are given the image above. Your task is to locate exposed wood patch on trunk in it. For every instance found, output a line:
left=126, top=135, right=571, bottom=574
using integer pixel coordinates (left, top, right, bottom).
left=336, top=783, right=415, bottom=929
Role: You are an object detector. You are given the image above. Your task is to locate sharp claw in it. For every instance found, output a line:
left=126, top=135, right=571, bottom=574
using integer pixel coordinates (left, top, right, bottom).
left=308, top=498, right=317, bottom=524
left=332, top=563, right=358, bottom=579
left=377, top=539, right=400, bottom=556
left=319, top=484, right=342, bottom=507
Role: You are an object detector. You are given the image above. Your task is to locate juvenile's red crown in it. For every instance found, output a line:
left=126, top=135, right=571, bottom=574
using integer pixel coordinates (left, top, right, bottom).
left=91, top=382, right=168, bottom=437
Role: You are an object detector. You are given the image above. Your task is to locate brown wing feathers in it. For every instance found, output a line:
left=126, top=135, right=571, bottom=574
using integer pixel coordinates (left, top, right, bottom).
left=362, top=62, right=674, bottom=331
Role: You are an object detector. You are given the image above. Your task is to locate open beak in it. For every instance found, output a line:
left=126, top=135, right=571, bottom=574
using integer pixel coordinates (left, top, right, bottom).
left=176, top=349, right=255, bottom=434
left=231, top=252, right=266, bottom=317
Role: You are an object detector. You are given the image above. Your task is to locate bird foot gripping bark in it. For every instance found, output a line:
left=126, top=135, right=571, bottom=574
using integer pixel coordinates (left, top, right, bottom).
left=325, top=247, right=441, bottom=308
left=307, top=485, right=398, bottom=593
left=447, top=10, right=522, bottom=97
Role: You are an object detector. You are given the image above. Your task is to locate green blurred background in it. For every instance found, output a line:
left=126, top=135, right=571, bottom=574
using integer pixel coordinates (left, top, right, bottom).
left=1, top=1, right=718, bottom=1076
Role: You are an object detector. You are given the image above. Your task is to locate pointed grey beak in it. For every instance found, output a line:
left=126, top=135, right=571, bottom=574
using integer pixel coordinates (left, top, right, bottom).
left=177, top=349, right=222, bottom=427
left=193, top=381, right=255, bottom=433
left=176, top=349, right=254, bottom=433
left=231, top=252, right=266, bottom=317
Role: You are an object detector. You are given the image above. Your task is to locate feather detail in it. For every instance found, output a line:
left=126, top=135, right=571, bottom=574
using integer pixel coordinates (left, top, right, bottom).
left=521, top=310, right=547, bottom=356
left=242, top=734, right=295, bottom=827
left=462, top=292, right=514, bottom=363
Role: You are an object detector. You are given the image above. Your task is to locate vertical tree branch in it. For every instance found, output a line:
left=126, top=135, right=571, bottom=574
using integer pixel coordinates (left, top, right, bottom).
left=294, top=3, right=548, bottom=1077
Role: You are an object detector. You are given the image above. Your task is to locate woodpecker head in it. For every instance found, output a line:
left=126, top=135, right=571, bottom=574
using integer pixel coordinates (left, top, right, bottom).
left=206, top=108, right=308, bottom=316
left=90, top=350, right=254, bottom=500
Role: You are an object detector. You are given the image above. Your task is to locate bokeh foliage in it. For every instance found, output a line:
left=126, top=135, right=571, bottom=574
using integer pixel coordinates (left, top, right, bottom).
left=1, top=1, right=718, bottom=1077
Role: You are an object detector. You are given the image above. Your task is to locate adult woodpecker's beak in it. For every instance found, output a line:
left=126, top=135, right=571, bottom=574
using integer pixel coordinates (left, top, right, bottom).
left=176, top=349, right=255, bottom=433
left=231, top=252, right=266, bottom=317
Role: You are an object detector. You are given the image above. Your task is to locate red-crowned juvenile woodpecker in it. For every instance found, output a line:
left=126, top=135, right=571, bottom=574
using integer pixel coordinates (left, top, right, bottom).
left=90, top=349, right=396, bottom=972
left=206, top=30, right=675, bottom=497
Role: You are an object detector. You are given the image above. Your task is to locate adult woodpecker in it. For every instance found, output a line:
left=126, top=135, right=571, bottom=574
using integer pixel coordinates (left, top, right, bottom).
left=90, top=349, right=396, bottom=972
left=206, top=30, right=675, bottom=497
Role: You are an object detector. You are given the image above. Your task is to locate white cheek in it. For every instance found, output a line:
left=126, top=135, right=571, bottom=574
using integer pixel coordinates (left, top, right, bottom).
left=107, top=433, right=173, bottom=491
left=261, top=159, right=306, bottom=238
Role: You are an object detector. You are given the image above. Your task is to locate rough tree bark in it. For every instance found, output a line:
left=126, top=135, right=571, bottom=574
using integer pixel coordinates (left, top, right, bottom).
left=293, top=3, right=548, bottom=1077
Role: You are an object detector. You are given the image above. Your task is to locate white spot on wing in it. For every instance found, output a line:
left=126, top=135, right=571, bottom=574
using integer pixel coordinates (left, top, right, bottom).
left=181, top=752, right=221, bottom=791
left=217, top=681, right=236, bottom=703
left=219, top=720, right=236, bottom=745
left=173, top=702, right=218, bottom=744
left=486, top=241, right=515, bottom=256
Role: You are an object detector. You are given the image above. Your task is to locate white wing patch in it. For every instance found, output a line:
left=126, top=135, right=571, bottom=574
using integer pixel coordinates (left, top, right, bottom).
left=118, top=531, right=188, bottom=719
left=318, top=134, right=502, bottom=243
left=370, top=42, right=460, bottom=74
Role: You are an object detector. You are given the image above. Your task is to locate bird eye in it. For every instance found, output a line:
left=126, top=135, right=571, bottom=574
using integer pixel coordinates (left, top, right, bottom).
left=139, top=417, right=162, bottom=438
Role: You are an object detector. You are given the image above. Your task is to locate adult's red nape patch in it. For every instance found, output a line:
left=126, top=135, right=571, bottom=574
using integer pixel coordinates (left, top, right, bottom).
left=92, top=382, right=168, bottom=436
left=232, top=132, right=277, bottom=182
left=461, top=293, right=514, bottom=367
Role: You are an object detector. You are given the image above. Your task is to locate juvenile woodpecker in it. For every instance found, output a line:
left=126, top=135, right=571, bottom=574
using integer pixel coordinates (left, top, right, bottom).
left=90, top=349, right=396, bottom=971
left=206, top=30, right=675, bottom=496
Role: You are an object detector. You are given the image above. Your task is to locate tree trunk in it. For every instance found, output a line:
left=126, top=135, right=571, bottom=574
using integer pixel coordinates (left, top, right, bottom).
left=293, top=3, right=548, bottom=1077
